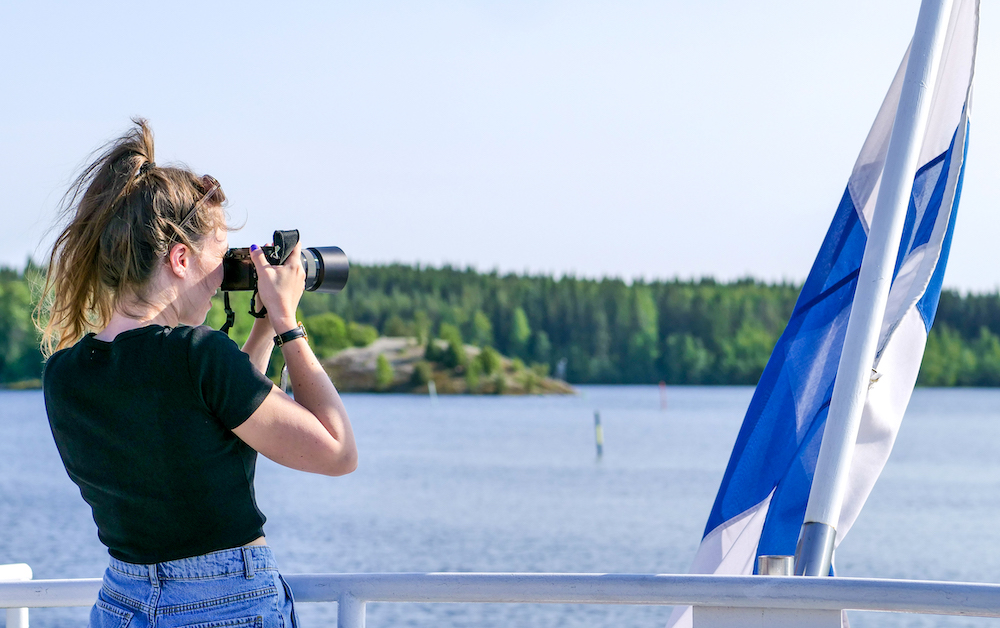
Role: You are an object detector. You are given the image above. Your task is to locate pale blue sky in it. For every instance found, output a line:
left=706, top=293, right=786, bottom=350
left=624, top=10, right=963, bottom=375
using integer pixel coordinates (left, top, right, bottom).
left=3, top=1, right=999, bottom=291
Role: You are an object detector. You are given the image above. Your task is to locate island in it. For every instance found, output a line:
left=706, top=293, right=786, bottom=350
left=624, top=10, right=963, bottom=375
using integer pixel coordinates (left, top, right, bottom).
left=320, top=337, right=575, bottom=394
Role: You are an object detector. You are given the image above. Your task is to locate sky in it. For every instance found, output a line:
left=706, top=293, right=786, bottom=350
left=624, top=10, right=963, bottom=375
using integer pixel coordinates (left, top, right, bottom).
left=2, top=1, right=999, bottom=292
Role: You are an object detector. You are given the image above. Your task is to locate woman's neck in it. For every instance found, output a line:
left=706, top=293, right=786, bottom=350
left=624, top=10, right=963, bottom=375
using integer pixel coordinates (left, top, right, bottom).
left=94, top=300, right=179, bottom=342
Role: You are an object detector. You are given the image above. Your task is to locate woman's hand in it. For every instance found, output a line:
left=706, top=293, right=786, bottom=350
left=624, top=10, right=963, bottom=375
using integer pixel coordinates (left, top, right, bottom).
left=249, top=242, right=305, bottom=333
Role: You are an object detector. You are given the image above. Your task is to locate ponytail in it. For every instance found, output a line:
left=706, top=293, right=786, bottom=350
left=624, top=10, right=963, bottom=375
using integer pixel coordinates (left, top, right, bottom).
left=36, top=118, right=227, bottom=356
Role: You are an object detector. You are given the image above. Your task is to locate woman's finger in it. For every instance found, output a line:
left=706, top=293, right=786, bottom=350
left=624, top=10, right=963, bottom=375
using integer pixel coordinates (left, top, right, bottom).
left=249, top=244, right=271, bottom=270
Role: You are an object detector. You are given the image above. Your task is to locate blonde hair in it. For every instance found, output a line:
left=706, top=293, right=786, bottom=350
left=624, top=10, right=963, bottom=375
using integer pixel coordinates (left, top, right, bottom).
left=37, top=118, right=227, bottom=356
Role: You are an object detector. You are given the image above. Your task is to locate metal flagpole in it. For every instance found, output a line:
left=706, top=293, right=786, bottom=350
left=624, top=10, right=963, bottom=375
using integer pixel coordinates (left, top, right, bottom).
left=794, top=0, right=955, bottom=576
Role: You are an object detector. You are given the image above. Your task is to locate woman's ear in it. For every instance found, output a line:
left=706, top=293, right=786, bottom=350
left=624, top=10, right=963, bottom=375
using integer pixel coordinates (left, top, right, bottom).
left=167, top=242, right=191, bottom=278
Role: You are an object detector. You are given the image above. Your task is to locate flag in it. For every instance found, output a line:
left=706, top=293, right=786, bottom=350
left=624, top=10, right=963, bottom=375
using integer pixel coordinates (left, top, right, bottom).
left=668, top=1, right=978, bottom=625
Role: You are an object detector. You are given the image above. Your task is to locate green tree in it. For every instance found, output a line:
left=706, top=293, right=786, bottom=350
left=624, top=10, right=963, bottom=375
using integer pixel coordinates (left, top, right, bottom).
left=413, top=311, right=431, bottom=344
left=478, top=346, right=501, bottom=376
left=425, top=336, right=444, bottom=362
left=438, top=323, right=466, bottom=369
left=509, top=307, right=531, bottom=358
left=718, top=322, right=775, bottom=385
left=375, top=353, right=394, bottom=390
left=493, top=371, right=508, bottom=394
left=464, top=357, right=482, bottom=392
left=0, top=279, right=42, bottom=383
left=411, top=360, right=433, bottom=386
left=383, top=314, right=410, bottom=337
left=303, top=312, right=350, bottom=358
left=919, top=325, right=977, bottom=386
left=623, top=286, right=659, bottom=382
left=588, top=310, right=613, bottom=382
left=348, top=322, right=378, bottom=347
left=471, top=310, right=494, bottom=347
left=972, top=327, right=1000, bottom=386
left=662, top=333, right=713, bottom=384
left=531, top=330, right=551, bottom=366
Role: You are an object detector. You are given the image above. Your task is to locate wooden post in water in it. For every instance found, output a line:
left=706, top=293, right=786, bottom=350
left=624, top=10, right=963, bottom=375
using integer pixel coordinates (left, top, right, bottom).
left=594, top=411, right=604, bottom=459
left=659, top=381, right=667, bottom=411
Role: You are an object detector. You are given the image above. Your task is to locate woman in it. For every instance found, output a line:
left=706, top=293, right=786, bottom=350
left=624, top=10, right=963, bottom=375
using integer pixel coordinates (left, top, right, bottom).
left=39, top=119, right=357, bottom=628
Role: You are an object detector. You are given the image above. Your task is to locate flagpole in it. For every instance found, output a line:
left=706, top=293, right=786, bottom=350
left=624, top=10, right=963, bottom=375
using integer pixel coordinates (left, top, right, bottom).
left=794, top=0, right=954, bottom=577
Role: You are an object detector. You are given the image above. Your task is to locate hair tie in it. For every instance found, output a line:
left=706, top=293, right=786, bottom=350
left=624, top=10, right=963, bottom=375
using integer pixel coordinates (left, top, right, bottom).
left=138, top=161, right=156, bottom=176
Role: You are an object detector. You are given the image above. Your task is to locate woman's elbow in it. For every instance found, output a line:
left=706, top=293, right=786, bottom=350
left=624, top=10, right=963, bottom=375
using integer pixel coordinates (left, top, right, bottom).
left=324, top=444, right=358, bottom=476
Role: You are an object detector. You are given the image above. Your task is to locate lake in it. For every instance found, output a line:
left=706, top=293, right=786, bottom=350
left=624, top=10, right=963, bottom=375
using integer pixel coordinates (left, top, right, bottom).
left=1, top=386, right=999, bottom=627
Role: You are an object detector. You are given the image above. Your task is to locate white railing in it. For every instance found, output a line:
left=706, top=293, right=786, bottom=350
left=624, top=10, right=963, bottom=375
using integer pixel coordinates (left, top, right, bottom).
left=3, top=568, right=1000, bottom=627
left=0, top=563, right=32, bottom=628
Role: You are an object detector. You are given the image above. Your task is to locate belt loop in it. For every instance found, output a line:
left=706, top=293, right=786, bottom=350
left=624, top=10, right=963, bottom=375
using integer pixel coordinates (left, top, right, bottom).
left=242, top=547, right=255, bottom=579
left=148, top=564, right=160, bottom=587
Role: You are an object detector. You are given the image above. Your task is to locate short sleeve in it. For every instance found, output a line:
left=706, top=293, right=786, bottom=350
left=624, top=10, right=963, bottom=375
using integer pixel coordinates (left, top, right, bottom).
left=186, top=326, right=275, bottom=430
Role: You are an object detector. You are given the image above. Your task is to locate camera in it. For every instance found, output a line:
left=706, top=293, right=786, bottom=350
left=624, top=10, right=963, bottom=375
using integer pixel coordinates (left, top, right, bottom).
left=221, top=229, right=349, bottom=294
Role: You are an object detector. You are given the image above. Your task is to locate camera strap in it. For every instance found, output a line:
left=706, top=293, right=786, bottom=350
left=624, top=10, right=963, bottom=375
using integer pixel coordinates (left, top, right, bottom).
left=220, top=290, right=264, bottom=337
left=221, top=292, right=236, bottom=336
left=249, top=289, right=268, bottom=319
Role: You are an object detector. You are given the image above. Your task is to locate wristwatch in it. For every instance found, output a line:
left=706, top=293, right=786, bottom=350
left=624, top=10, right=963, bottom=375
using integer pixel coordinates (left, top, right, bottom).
left=274, top=323, right=307, bottom=347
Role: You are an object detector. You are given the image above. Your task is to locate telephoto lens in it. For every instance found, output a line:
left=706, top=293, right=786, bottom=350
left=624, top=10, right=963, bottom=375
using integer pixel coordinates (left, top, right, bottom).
left=301, top=246, right=349, bottom=293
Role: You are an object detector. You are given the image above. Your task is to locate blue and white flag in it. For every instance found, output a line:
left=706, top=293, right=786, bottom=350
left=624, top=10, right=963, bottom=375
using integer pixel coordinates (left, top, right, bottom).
left=669, top=1, right=978, bottom=625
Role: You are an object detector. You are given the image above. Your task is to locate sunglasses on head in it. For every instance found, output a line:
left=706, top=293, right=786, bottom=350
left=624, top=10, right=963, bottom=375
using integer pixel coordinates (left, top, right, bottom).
left=178, top=174, right=226, bottom=230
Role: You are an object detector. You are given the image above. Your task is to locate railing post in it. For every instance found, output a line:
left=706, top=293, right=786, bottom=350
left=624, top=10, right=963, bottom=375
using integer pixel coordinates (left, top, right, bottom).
left=0, top=563, right=33, bottom=628
left=338, top=592, right=366, bottom=628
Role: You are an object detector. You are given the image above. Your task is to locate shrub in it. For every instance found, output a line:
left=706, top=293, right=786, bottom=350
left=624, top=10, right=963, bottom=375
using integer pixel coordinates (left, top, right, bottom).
left=464, top=358, right=481, bottom=392
left=520, top=368, right=539, bottom=394
left=493, top=372, right=507, bottom=395
left=439, top=322, right=463, bottom=345
left=530, top=362, right=550, bottom=378
left=425, top=337, right=444, bottom=362
left=303, top=312, right=349, bottom=358
left=471, top=310, right=494, bottom=347
left=348, top=322, right=379, bottom=347
left=375, top=354, right=394, bottom=390
left=438, top=323, right=466, bottom=369
left=509, top=307, right=531, bottom=358
left=383, top=315, right=410, bottom=337
left=478, top=346, right=501, bottom=375
left=411, top=361, right=433, bottom=386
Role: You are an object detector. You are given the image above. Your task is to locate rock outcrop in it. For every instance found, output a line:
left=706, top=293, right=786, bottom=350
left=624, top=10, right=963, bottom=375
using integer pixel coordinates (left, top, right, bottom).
left=320, top=337, right=574, bottom=394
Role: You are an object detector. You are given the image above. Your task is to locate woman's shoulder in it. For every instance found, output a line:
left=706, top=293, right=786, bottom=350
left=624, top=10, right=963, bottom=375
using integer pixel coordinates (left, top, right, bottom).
left=167, top=325, right=242, bottom=358
left=161, top=324, right=232, bottom=343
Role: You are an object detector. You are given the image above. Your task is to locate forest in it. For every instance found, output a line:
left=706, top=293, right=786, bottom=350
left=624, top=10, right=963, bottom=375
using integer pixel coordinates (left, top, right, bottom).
left=3, top=261, right=1000, bottom=388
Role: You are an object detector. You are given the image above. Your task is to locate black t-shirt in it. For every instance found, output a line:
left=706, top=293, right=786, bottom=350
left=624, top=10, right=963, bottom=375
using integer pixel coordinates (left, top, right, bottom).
left=43, top=325, right=275, bottom=564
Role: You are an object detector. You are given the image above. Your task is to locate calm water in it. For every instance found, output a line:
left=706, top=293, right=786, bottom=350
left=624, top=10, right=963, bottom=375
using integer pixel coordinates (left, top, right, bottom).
left=1, top=386, right=999, bottom=627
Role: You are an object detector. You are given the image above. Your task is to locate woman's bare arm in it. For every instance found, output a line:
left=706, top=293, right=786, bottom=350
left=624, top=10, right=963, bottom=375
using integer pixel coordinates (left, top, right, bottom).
left=230, top=243, right=357, bottom=476
left=241, top=316, right=275, bottom=374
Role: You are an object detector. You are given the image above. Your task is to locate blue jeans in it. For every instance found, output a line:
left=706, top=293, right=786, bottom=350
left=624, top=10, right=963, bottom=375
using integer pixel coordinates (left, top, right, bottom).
left=91, top=546, right=298, bottom=628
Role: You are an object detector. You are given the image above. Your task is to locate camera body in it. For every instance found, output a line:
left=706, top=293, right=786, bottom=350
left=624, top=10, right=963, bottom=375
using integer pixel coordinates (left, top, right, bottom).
left=221, top=229, right=349, bottom=294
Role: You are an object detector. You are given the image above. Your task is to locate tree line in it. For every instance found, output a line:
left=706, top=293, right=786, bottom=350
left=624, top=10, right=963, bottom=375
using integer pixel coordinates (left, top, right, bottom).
left=3, top=261, right=1000, bottom=387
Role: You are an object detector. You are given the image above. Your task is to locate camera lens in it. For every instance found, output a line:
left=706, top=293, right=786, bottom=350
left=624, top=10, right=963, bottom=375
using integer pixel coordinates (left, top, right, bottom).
left=302, top=246, right=349, bottom=293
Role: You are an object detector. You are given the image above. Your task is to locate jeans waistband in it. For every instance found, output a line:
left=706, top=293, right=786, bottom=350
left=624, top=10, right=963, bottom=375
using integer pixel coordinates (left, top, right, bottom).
left=108, top=546, right=278, bottom=582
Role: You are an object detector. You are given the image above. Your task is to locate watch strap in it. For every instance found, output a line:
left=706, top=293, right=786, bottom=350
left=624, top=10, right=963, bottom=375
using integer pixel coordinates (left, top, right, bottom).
left=274, top=323, right=307, bottom=347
